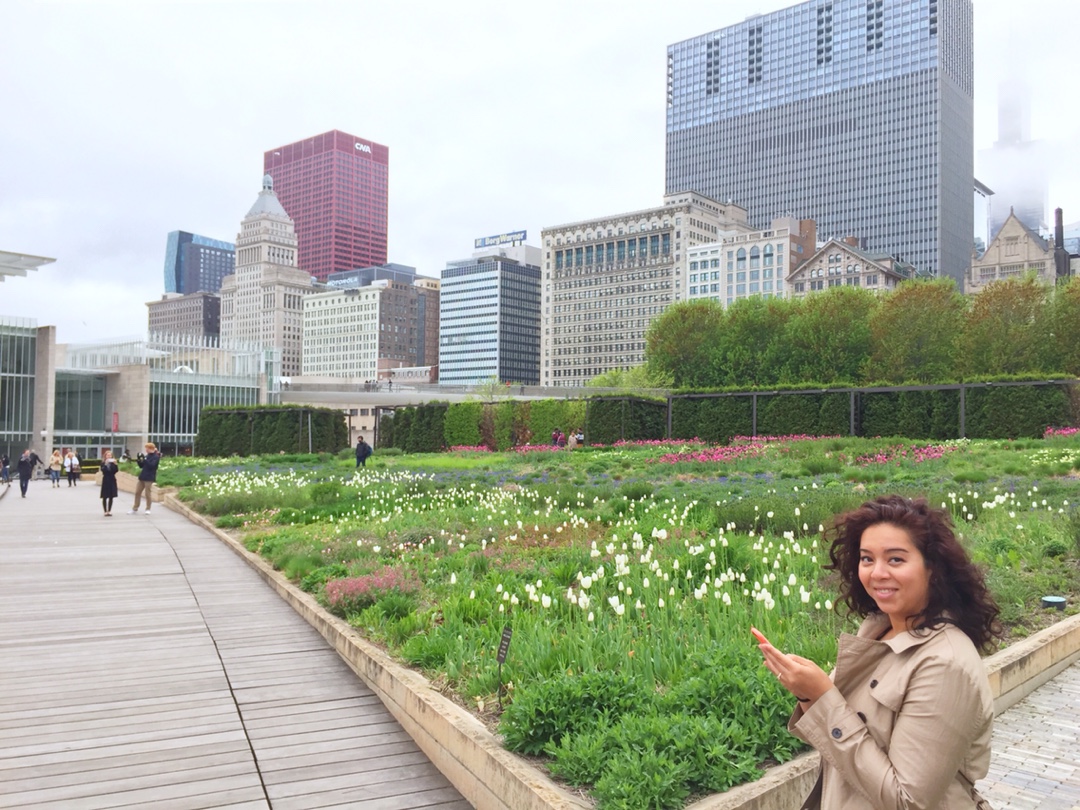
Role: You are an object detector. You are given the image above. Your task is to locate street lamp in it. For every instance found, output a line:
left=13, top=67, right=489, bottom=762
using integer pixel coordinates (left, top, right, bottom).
left=39, top=427, right=47, bottom=446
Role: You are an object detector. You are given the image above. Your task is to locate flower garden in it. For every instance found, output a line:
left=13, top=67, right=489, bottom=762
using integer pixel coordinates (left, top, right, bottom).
left=163, top=431, right=1080, bottom=810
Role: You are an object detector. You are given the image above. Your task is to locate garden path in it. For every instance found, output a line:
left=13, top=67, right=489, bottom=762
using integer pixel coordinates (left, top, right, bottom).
left=0, top=481, right=470, bottom=810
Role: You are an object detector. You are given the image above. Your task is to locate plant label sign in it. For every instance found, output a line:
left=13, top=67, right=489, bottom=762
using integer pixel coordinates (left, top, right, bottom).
left=497, top=626, right=513, bottom=663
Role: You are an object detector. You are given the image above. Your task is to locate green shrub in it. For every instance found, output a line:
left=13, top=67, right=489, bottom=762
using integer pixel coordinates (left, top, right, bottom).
left=309, top=481, right=345, bottom=505
left=215, top=515, right=245, bottom=529
left=500, top=671, right=649, bottom=756
left=299, top=563, right=349, bottom=593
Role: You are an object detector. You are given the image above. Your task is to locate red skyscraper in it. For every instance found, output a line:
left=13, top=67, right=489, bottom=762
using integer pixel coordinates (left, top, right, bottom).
left=264, top=130, right=389, bottom=282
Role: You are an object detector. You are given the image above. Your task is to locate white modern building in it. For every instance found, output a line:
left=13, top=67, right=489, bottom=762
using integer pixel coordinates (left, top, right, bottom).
left=220, top=174, right=315, bottom=378
left=685, top=217, right=817, bottom=306
left=440, top=244, right=541, bottom=386
left=302, top=286, right=383, bottom=379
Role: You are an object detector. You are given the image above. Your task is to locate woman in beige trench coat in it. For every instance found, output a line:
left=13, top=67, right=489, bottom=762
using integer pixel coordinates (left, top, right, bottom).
left=758, top=495, right=1003, bottom=809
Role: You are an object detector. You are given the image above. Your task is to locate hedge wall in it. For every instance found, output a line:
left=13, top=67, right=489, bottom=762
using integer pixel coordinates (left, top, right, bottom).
left=444, top=402, right=484, bottom=447
left=194, top=406, right=348, bottom=457
left=585, top=398, right=666, bottom=445
left=393, top=403, right=448, bottom=453
left=965, top=385, right=1070, bottom=439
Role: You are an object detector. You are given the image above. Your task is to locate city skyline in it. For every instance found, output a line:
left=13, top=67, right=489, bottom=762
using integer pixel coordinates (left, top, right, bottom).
left=2, top=0, right=1077, bottom=344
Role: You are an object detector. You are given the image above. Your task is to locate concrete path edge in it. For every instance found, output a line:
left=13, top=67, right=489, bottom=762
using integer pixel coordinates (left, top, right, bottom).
left=144, top=477, right=1079, bottom=810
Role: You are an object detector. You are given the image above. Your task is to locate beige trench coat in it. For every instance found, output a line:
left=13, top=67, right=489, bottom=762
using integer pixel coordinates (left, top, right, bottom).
left=789, top=612, right=993, bottom=809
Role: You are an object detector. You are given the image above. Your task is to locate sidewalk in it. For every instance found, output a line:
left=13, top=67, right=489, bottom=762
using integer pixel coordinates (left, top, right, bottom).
left=980, top=661, right=1080, bottom=810
left=0, top=481, right=469, bottom=809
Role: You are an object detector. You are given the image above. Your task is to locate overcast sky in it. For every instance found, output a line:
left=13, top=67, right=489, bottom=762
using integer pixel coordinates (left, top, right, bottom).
left=2, top=0, right=1077, bottom=344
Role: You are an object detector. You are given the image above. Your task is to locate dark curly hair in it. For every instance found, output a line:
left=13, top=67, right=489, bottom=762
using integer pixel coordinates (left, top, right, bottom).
left=825, top=494, right=1003, bottom=652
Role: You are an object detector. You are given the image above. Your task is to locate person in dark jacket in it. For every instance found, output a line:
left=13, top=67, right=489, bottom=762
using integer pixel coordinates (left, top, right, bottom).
left=1, top=453, right=9, bottom=484
left=99, top=449, right=119, bottom=516
left=355, top=436, right=373, bottom=468
left=127, top=442, right=160, bottom=515
left=16, top=449, right=36, bottom=498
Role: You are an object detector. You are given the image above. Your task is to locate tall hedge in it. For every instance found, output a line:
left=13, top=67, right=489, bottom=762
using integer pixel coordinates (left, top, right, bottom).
left=585, top=398, right=666, bottom=445
left=398, top=403, right=447, bottom=453
left=194, top=406, right=347, bottom=457
left=964, top=385, right=1070, bottom=439
left=444, top=402, right=484, bottom=447
left=527, top=399, right=585, bottom=446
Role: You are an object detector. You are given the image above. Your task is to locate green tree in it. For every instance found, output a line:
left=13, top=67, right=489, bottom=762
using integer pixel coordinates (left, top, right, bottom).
left=1048, top=277, right=1080, bottom=376
left=960, top=275, right=1051, bottom=376
left=780, top=286, right=880, bottom=384
left=645, top=300, right=724, bottom=388
left=712, top=295, right=793, bottom=387
left=865, top=278, right=966, bottom=383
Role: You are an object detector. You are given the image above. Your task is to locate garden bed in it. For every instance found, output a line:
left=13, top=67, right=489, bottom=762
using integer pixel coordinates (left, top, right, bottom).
left=169, top=434, right=1080, bottom=810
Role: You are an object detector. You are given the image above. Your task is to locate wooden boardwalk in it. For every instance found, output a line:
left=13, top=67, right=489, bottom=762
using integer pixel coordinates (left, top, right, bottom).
left=0, top=480, right=470, bottom=810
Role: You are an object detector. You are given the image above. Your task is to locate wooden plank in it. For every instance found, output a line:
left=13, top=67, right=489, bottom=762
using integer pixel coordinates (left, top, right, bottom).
left=0, top=482, right=468, bottom=810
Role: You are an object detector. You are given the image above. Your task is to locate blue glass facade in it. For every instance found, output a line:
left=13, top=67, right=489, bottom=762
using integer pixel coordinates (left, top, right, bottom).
left=666, top=0, right=973, bottom=284
left=164, top=231, right=236, bottom=294
left=440, top=255, right=541, bottom=386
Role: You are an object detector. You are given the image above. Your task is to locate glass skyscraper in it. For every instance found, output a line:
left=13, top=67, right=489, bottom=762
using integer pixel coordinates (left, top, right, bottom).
left=666, top=0, right=973, bottom=284
left=163, top=231, right=235, bottom=294
left=440, top=247, right=541, bottom=386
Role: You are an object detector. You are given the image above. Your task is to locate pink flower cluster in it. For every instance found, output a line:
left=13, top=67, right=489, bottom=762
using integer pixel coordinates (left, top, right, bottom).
left=511, top=444, right=566, bottom=453
left=324, top=566, right=418, bottom=615
left=612, top=438, right=703, bottom=447
left=656, top=443, right=765, bottom=465
left=450, top=445, right=491, bottom=452
left=1044, top=427, right=1080, bottom=439
left=855, top=443, right=957, bottom=466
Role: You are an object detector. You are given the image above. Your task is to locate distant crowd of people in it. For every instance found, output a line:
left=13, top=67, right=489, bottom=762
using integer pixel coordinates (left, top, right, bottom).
left=550, top=429, right=585, bottom=449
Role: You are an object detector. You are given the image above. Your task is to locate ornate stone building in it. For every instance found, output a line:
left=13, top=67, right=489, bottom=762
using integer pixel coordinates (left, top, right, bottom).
left=220, top=175, right=314, bottom=377
left=966, top=210, right=1056, bottom=295
left=787, top=238, right=918, bottom=299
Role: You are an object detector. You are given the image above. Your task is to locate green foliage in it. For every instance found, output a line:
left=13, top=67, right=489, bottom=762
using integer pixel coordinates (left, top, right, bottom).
left=500, top=671, right=649, bottom=756
left=309, top=481, right=345, bottom=506
left=671, top=396, right=753, bottom=443
left=444, top=402, right=484, bottom=448
left=866, top=278, right=966, bottom=383
left=586, top=398, right=667, bottom=445
left=965, top=384, right=1070, bottom=439
left=527, top=399, right=587, bottom=447
left=779, top=286, right=879, bottom=384
left=194, top=405, right=347, bottom=457
left=961, top=276, right=1052, bottom=376
left=645, top=299, right=724, bottom=388
left=299, top=563, right=349, bottom=593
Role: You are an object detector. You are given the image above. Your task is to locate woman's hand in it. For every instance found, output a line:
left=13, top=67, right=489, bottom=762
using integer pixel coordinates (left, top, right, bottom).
left=758, top=640, right=833, bottom=705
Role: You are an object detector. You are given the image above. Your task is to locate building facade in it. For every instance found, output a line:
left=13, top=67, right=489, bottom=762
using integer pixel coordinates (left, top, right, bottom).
left=440, top=245, right=542, bottom=386
left=0, top=317, right=268, bottom=461
left=666, top=0, right=974, bottom=285
left=787, top=238, right=917, bottom=298
left=264, top=130, right=389, bottom=282
left=967, top=211, right=1057, bottom=294
left=163, top=231, right=235, bottom=294
left=685, top=217, right=817, bottom=306
left=220, top=175, right=314, bottom=378
left=302, top=272, right=440, bottom=379
left=147, top=292, right=221, bottom=338
left=541, top=192, right=751, bottom=386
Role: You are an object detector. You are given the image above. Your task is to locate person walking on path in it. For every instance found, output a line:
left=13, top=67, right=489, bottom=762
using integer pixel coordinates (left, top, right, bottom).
left=48, top=450, right=63, bottom=487
left=1, top=453, right=9, bottom=484
left=355, top=436, right=373, bottom=468
left=99, top=449, right=118, bottom=516
left=16, top=450, right=36, bottom=498
left=64, top=450, right=80, bottom=487
left=128, top=442, right=160, bottom=515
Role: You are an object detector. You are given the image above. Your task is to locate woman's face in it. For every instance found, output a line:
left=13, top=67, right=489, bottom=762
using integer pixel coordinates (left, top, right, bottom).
left=857, top=522, right=932, bottom=625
